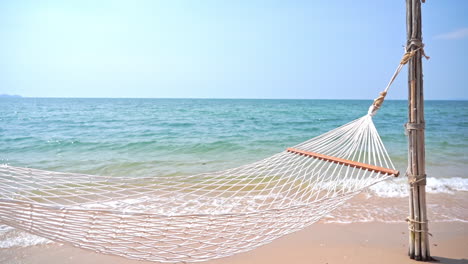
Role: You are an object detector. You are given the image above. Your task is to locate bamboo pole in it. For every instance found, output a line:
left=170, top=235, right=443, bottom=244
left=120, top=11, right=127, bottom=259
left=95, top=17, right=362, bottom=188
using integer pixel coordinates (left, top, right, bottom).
left=406, top=0, right=431, bottom=261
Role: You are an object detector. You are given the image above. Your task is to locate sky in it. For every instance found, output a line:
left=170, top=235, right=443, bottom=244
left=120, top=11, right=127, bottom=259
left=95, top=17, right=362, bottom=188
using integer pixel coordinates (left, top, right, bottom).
left=0, top=0, right=467, bottom=100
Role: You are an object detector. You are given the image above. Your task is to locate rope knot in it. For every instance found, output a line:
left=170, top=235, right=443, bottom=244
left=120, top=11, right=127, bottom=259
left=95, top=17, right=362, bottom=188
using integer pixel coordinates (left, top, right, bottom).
left=401, top=41, right=430, bottom=65
left=400, top=50, right=417, bottom=65
left=372, top=91, right=387, bottom=109
left=406, top=170, right=427, bottom=186
left=406, top=217, right=432, bottom=236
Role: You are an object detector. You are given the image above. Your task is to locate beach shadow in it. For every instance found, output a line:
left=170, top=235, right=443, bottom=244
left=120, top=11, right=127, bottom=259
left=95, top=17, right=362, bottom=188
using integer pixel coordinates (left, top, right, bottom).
left=430, top=256, right=468, bottom=264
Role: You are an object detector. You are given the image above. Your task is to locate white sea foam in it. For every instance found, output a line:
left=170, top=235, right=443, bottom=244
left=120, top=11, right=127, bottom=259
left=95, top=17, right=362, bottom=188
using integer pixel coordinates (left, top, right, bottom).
left=78, top=193, right=298, bottom=215
left=369, top=177, right=468, bottom=198
left=0, top=225, right=51, bottom=248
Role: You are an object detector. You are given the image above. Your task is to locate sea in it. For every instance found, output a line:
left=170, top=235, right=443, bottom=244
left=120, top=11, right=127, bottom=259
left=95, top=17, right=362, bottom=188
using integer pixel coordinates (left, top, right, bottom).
left=0, top=98, right=467, bottom=249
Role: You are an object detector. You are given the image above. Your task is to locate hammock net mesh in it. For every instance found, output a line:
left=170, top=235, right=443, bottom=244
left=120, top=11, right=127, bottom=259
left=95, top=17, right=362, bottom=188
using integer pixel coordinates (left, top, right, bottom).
left=0, top=113, right=398, bottom=263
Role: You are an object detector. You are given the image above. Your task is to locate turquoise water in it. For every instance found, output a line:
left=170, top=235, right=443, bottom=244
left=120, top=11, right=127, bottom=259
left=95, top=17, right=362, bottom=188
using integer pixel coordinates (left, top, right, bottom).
left=1, top=98, right=467, bottom=247
left=1, top=98, right=467, bottom=180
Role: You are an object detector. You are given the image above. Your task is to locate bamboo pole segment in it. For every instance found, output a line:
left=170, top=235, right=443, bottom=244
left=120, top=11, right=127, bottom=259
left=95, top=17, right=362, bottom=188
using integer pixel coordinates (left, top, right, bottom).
left=406, top=0, right=431, bottom=261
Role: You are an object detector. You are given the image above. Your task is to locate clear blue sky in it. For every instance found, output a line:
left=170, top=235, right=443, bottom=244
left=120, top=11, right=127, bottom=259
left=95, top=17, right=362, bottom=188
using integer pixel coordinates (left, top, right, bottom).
left=0, top=1, right=466, bottom=99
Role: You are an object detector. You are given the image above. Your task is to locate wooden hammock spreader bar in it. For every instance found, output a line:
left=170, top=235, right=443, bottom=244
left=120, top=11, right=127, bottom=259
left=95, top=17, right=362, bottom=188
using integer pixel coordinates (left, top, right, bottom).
left=286, top=148, right=399, bottom=177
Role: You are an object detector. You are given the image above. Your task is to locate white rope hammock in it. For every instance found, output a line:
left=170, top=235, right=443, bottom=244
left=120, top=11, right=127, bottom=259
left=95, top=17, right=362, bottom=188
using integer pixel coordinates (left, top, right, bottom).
left=0, top=53, right=415, bottom=263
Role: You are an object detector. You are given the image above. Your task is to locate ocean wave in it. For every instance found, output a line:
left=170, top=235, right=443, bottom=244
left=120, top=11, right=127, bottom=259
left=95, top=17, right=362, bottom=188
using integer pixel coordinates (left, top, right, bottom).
left=0, top=225, right=51, bottom=248
left=369, top=177, right=468, bottom=198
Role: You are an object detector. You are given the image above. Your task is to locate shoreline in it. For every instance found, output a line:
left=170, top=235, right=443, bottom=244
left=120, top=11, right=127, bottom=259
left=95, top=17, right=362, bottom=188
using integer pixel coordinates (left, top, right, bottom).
left=1, top=222, right=466, bottom=264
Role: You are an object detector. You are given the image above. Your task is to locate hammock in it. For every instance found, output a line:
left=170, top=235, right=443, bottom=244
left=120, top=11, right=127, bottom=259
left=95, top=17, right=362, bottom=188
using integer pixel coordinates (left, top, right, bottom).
left=0, top=53, right=413, bottom=263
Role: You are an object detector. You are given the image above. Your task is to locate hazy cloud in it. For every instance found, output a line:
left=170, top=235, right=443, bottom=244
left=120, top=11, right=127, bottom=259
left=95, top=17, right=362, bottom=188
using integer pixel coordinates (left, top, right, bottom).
left=435, top=28, right=468, bottom=40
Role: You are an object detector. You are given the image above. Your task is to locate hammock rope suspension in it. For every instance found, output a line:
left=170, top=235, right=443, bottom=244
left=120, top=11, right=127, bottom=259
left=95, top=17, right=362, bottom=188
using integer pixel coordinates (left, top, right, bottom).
left=368, top=46, right=428, bottom=116
left=0, top=52, right=416, bottom=263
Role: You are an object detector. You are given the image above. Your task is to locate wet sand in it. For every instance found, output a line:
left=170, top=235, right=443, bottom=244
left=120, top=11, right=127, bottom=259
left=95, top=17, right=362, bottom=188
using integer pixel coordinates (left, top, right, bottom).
left=1, top=222, right=466, bottom=264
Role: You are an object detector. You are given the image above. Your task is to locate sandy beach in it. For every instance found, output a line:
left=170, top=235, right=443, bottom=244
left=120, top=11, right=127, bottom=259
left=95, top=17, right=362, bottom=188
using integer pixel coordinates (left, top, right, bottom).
left=1, top=221, right=466, bottom=264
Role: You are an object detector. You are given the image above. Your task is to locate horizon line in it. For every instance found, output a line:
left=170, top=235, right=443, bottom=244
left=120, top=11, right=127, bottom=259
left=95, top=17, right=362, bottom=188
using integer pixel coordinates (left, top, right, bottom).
left=1, top=96, right=467, bottom=101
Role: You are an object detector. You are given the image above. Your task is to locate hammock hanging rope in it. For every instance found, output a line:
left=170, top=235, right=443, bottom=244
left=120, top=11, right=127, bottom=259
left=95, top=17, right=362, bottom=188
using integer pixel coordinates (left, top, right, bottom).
left=0, top=51, right=416, bottom=263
